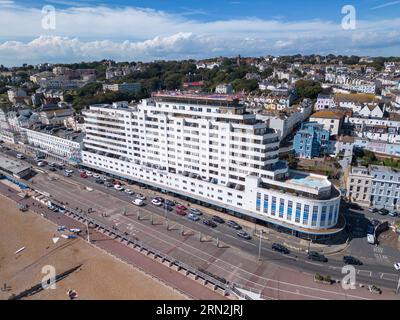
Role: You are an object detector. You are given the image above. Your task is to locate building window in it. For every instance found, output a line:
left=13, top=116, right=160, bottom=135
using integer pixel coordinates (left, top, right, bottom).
left=263, top=195, right=269, bottom=214
left=303, top=205, right=309, bottom=225
left=312, top=206, right=318, bottom=226
left=256, top=192, right=261, bottom=211
left=279, top=199, right=285, bottom=218
left=271, top=197, right=276, bottom=216
left=321, top=206, right=327, bottom=227
left=295, top=203, right=301, bottom=223
left=287, top=201, right=293, bottom=221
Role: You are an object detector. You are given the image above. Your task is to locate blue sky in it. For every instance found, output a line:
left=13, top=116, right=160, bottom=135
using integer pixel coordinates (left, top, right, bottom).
left=0, top=0, right=399, bottom=66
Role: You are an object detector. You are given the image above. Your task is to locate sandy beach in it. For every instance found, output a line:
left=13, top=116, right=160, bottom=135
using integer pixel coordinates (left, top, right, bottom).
left=0, top=194, right=187, bottom=300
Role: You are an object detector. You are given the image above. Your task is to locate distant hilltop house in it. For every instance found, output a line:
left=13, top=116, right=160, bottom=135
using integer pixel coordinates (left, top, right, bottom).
left=103, top=82, right=141, bottom=94
left=215, top=83, right=233, bottom=94
left=195, top=61, right=220, bottom=70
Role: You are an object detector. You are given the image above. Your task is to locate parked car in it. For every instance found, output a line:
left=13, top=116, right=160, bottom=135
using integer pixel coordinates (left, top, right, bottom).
left=37, top=161, right=46, bottom=167
left=343, top=256, right=363, bottom=266
left=165, top=199, right=175, bottom=207
left=176, top=209, right=187, bottom=216
left=114, top=184, right=124, bottom=191
left=58, top=208, right=66, bottom=214
left=272, top=243, right=290, bottom=254
left=163, top=204, right=173, bottom=211
left=237, top=231, right=252, bottom=240
left=48, top=167, right=56, bottom=172
left=86, top=171, right=93, bottom=176
left=394, top=263, right=400, bottom=271
left=154, top=197, right=164, bottom=203
left=65, top=169, right=74, bottom=174
left=135, top=194, right=146, bottom=200
left=308, top=251, right=328, bottom=263
left=227, top=220, right=242, bottom=230
left=151, top=199, right=162, bottom=206
left=93, top=174, right=100, bottom=179
left=212, top=215, right=225, bottom=224
left=78, top=168, right=85, bottom=173
left=176, top=204, right=187, bottom=211
left=80, top=172, right=88, bottom=178
left=188, top=208, right=202, bottom=215
left=64, top=172, right=72, bottom=177
left=187, top=213, right=200, bottom=222
left=124, top=189, right=134, bottom=195
left=368, top=208, right=379, bottom=213
left=132, top=199, right=144, bottom=206
left=95, top=179, right=104, bottom=184
left=389, top=211, right=398, bottom=217
left=203, top=219, right=217, bottom=228
left=16, top=153, right=24, bottom=159
left=105, top=182, right=114, bottom=188
left=378, top=209, right=389, bottom=216
left=49, top=162, right=57, bottom=168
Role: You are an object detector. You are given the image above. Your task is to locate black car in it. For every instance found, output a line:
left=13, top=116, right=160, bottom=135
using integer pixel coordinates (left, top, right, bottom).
left=272, top=243, right=290, bottom=254
left=212, top=215, right=225, bottom=224
left=48, top=167, right=56, bottom=172
left=226, top=220, right=242, bottom=230
left=343, top=256, right=363, bottom=266
left=203, top=219, right=217, bottom=228
left=237, top=231, right=252, bottom=240
left=105, top=182, right=114, bottom=187
left=163, top=204, right=173, bottom=211
left=378, top=209, right=389, bottom=216
left=95, top=179, right=104, bottom=184
left=154, top=197, right=164, bottom=203
left=165, top=199, right=175, bottom=207
left=308, top=251, right=328, bottom=263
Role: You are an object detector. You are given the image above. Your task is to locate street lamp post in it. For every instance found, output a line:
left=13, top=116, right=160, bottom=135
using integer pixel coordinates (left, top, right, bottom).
left=258, top=229, right=263, bottom=261
left=396, top=273, right=400, bottom=295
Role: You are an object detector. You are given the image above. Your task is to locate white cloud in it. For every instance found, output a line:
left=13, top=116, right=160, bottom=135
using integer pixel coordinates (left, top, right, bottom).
left=0, top=5, right=399, bottom=66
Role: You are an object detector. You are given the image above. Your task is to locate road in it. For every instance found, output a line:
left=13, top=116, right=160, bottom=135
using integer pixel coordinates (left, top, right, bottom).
left=2, top=145, right=400, bottom=299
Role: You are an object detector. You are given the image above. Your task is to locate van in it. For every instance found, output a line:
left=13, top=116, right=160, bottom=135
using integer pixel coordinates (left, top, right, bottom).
left=16, top=154, right=24, bottom=159
left=132, top=198, right=144, bottom=206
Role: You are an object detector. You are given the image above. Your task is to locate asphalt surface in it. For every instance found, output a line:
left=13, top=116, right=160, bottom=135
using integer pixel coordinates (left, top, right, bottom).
left=2, top=145, right=400, bottom=294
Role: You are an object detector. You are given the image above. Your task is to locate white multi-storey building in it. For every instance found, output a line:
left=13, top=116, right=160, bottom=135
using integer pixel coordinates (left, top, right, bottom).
left=82, top=92, right=342, bottom=238
left=21, top=126, right=83, bottom=162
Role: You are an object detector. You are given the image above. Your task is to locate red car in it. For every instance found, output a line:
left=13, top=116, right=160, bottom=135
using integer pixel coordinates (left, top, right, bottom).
left=176, top=209, right=187, bottom=216
left=80, top=172, right=88, bottom=178
left=176, top=204, right=187, bottom=211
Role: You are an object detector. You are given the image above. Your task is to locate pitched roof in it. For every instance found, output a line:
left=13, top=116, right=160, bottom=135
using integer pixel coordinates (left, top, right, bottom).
left=310, top=110, right=345, bottom=120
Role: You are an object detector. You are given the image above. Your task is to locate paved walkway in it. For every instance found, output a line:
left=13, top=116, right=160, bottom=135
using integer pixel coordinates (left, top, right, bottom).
left=0, top=183, right=227, bottom=301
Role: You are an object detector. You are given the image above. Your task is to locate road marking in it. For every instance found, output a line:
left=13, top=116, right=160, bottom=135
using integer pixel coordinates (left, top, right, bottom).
left=303, top=261, right=323, bottom=267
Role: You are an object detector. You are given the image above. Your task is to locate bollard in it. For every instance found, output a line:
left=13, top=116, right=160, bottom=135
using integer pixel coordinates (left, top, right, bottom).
left=181, top=225, right=184, bottom=236
left=199, top=232, right=202, bottom=242
left=216, top=238, right=219, bottom=248
left=151, top=214, right=154, bottom=225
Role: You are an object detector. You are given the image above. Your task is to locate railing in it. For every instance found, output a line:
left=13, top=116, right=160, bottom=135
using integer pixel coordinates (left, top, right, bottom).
left=48, top=198, right=243, bottom=297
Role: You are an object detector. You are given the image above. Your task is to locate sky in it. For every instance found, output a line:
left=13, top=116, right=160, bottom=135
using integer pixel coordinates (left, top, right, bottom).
left=0, top=0, right=399, bottom=66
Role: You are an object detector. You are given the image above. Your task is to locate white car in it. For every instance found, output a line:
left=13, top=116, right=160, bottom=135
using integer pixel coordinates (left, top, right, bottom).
left=16, top=153, right=24, bottom=159
left=37, top=161, right=45, bottom=167
left=395, top=263, right=400, bottom=271
left=132, top=199, right=144, bottom=206
left=86, top=171, right=93, bottom=176
left=93, top=174, right=100, bottom=179
left=78, top=169, right=85, bottom=173
left=135, top=194, right=146, bottom=200
left=124, top=189, right=134, bottom=195
left=151, top=199, right=162, bottom=206
left=114, top=184, right=124, bottom=191
left=101, top=176, right=108, bottom=181
left=65, top=169, right=74, bottom=174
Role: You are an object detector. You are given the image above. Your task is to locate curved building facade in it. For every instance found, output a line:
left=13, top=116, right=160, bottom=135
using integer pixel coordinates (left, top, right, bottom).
left=82, top=92, right=341, bottom=236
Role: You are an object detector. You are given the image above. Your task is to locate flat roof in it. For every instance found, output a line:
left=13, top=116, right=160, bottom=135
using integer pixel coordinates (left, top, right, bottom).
left=285, top=172, right=331, bottom=190
left=0, top=154, right=31, bottom=176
